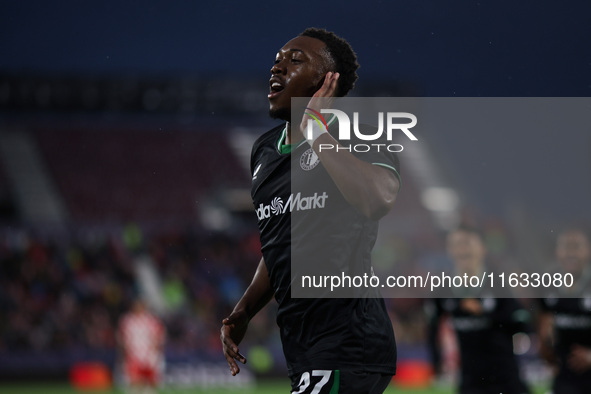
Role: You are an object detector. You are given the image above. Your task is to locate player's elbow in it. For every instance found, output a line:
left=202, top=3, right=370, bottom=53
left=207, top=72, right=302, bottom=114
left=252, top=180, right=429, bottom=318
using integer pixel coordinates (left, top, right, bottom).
left=372, top=177, right=399, bottom=219
left=347, top=170, right=399, bottom=220
left=360, top=186, right=398, bottom=220
left=364, top=197, right=395, bottom=220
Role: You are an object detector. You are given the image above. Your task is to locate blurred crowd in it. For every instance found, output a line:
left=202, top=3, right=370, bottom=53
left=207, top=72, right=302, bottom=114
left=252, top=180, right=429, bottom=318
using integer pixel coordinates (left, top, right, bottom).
left=0, top=227, right=134, bottom=352
left=0, top=224, right=264, bottom=360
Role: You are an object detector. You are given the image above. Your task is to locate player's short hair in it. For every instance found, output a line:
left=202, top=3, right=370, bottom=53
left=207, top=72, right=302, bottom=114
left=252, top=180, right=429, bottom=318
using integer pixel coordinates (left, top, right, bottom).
left=299, top=27, right=359, bottom=97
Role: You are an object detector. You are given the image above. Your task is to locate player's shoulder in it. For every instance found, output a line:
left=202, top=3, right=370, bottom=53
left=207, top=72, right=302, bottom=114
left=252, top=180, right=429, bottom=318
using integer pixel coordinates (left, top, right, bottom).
left=252, top=123, right=285, bottom=153
left=251, top=123, right=285, bottom=172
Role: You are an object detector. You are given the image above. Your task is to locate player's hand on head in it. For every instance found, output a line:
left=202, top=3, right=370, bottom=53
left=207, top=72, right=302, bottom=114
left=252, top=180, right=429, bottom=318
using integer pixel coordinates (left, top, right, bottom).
left=299, top=72, right=340, bottom=140
left=568, top=345, right=591, bottom=372
left=315, top=71, right=339, bottom=99
left=221, top=310, right=249, bottom=376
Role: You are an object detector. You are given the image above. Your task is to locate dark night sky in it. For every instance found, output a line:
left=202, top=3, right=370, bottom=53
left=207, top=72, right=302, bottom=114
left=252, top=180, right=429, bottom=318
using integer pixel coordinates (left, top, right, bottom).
left=1, top=0, right=590, bottom=224
left=2, top=0, right=590, bottom=96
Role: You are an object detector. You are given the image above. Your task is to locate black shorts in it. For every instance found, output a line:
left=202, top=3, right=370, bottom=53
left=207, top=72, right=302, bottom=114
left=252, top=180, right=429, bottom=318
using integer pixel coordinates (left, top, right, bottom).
left=290, top=370, right=393, bottom=394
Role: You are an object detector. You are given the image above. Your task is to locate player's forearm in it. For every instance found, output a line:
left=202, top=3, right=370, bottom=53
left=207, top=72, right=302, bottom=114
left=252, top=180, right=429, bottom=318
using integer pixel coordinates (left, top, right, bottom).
left=232, top=257, right=274, bottom=320
left=312, top=134, right=399, bottom=220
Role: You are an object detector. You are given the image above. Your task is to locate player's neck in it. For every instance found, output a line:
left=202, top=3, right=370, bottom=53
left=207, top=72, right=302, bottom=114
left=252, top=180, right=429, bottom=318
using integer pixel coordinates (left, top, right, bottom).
left=285, top=122, right=293, bottom=144
left=284, top=122, right=304, bottom=146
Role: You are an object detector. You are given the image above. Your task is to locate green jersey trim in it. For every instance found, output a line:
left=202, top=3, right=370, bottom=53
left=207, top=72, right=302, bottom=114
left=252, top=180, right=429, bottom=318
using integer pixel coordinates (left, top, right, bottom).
left=372, top=163, right=402, bottom=186
left=276, top=114, right=337, bottom=155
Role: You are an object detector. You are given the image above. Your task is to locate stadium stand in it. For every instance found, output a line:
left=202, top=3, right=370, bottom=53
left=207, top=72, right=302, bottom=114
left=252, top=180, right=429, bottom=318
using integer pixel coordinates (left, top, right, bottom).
left=33, top=128, right=247, bottom=224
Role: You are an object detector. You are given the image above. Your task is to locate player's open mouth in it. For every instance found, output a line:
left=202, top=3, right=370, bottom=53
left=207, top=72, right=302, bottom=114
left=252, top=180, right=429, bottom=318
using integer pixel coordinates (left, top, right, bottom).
left=268, top=79, right=285, bottom=99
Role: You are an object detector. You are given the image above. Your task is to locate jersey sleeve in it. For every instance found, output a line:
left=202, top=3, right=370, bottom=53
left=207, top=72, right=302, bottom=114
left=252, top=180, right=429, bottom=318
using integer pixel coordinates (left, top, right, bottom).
left=250, top=136, right=261, bottom=176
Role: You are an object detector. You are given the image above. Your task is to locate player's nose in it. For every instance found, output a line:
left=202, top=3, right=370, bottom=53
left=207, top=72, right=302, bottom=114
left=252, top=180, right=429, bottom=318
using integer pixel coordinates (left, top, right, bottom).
left=271, top=60, right=286, bottom=75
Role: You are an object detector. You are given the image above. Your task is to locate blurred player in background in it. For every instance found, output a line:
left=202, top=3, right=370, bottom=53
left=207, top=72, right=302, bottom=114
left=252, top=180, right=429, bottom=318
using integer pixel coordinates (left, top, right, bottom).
left=118, top=298, right=166, bottom=393
left=220, top=28, right=400, bottom=393
left=539, top=228, right=591, bottom=394
left=427, top=225, right=530, bottom=394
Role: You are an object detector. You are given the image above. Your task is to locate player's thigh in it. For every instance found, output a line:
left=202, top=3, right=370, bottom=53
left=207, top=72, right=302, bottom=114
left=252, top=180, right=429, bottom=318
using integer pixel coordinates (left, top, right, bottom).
left=290, top=370, right=392, bottom=394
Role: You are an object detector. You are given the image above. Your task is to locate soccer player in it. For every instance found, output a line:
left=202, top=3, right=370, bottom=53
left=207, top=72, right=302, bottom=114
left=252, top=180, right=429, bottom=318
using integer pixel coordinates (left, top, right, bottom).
left=539, top=228, right=591, bottom=394
left=427, top=226, right=530, bottom=394
left=220, top=28, right=400, bottom=393
left=117, top=298, right=166, bottom=393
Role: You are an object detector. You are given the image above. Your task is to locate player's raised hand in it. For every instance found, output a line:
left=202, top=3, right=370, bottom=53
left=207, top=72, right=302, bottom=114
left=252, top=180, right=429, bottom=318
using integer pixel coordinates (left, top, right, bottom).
left=221, top=310, right=249, bottom=376
left=314, top=71, right=339, bottom=99
left=299, top=72, right=340, bottom=141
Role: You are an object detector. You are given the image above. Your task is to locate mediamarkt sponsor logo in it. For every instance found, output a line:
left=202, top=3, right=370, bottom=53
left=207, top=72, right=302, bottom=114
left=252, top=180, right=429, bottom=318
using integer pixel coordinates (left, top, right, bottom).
left=256, top=192, right=328, bottom=220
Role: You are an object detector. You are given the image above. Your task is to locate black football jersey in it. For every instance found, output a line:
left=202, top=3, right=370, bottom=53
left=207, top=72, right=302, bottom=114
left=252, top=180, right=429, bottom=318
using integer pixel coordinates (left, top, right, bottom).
left=428, top=297, right=530, bottom=390
left=540, top=295, right=591, bottom=385
left=250, top=121, right=399, bottom=377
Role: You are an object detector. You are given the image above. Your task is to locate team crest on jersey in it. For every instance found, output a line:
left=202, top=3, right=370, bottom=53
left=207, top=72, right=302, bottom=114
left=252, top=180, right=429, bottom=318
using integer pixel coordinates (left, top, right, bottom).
left=300, top=148, right=320, bottom=171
